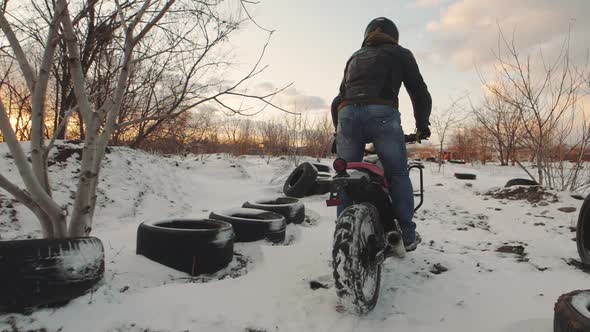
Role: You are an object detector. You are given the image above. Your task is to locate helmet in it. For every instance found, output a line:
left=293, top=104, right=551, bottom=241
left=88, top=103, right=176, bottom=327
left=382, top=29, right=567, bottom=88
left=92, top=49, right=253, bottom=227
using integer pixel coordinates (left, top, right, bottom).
left=364, top=17, right=399, bottom=41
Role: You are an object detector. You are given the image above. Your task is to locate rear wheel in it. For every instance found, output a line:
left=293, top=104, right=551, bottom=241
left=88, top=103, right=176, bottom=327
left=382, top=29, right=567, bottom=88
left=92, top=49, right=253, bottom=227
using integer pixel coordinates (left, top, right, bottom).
left=332, top=202, right=384, bottom=315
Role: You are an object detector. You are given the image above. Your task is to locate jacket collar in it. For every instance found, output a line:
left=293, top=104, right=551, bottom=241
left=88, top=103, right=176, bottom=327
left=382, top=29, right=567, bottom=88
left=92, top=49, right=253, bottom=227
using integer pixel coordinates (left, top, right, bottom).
left=362, top=31, right=398, bottom=47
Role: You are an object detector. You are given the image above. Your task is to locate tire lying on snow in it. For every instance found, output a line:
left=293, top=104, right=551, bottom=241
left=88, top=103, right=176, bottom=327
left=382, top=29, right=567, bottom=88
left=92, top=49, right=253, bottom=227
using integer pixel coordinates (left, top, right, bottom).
left=577, top=196, right=590, bottom=266
left=209, top=208, right=286, bottom=243
left=242, top=197, right=305, bottom=224
left=136, top=219, right=234, bottom=276
left=454, top=173, right=476, bottom=180
left=283, top=162, right=318, bottom=198
left=0, top=237, right=104, bottom=311
left=554, top=290, right=590, bottom=332
left=505, top=178, right=539, bottom=187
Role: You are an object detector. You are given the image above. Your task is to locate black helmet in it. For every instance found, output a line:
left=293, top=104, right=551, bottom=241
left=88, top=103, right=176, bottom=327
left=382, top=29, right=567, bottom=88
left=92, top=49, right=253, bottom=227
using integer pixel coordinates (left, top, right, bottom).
left=364, top=17, right=399, bottom=41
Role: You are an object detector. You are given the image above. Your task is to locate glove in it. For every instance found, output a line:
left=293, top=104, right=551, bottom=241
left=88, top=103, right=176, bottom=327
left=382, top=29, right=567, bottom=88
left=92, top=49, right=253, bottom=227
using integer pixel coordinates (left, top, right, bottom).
left=417, top=127, right=431, bottom=139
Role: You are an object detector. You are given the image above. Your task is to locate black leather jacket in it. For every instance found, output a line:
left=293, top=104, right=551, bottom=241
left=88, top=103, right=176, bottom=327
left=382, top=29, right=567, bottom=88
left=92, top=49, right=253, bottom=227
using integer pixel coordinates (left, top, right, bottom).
left=337, top=32, right=432, bottom=129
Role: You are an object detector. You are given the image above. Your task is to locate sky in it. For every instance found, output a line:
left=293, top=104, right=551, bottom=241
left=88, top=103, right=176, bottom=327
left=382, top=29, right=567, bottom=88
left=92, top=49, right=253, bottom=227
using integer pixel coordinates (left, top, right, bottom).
left=225, top=0, right=590, bottom=131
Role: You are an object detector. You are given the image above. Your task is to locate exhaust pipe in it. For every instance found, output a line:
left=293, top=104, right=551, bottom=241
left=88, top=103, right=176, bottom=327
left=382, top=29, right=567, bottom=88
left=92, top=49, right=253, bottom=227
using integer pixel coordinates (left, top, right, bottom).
left=385, top=231, right=406, bottom=258
left=386, top=231, right=402, bottom=246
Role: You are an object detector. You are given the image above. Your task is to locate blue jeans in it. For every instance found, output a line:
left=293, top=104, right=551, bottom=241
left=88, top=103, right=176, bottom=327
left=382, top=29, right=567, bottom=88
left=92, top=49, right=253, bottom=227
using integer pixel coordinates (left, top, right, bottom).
left=336, top=104, right=416, bottom=243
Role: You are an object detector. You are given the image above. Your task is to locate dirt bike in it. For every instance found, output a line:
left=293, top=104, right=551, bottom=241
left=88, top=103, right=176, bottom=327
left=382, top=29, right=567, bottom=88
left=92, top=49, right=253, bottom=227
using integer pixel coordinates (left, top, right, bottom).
left=324, top=134, right=425, bottom=315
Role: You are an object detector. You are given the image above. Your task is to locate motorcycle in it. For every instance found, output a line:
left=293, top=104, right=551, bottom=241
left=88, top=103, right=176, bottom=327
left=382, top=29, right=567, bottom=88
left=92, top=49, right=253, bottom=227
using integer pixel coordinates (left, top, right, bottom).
left=323, top=134, right=425, bottom=314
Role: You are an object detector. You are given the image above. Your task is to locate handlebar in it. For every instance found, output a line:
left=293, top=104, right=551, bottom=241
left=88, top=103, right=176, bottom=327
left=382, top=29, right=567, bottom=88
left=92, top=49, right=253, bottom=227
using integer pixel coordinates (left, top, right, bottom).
left=404, top=134, right=418, bottom=143
left=405, top=134, right=429, bottom=143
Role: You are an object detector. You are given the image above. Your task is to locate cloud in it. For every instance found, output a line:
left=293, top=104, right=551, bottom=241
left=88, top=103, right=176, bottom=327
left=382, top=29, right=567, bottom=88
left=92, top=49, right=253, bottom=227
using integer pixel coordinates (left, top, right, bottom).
left=252, top=82, right=329, bottom=112
left=283, top=87, right=328, bottom=110
left=426, top=0, right=590, bottom=70
left=408, top=0, right=443, bottom=8
left=254, top=82, right=276, bottom=91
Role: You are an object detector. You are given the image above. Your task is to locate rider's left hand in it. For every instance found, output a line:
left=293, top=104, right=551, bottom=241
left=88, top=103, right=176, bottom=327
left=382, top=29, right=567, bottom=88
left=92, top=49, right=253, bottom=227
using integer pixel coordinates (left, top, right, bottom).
left=417, top=127, right=431, bottom=139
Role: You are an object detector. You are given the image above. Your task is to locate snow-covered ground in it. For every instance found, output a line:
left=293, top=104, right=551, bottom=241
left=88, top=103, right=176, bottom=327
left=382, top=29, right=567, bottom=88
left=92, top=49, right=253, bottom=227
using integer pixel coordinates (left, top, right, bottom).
left=0, top=143, right=588, bottom=332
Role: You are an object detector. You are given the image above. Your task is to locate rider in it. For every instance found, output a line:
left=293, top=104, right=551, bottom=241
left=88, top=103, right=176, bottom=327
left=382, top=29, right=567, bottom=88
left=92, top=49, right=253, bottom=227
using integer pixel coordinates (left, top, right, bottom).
left=333, top=17, right=432, bottom=252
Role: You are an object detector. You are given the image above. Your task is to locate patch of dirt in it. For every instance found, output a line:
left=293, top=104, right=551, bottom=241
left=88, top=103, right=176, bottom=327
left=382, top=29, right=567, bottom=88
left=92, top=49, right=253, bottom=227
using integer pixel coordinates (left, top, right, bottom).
left=430, top=263, right=449, bottom=275
left=245, top=328, right=267, bottom=332
left=173, top=252, right=251, bottom=284
left=496, top=244, right=526, bottom=256
left=52, top=145, right=83, bottom=163
left=0, top=194, right=19, bottom=236
left=563, top=258, right=590, bottom=274
left=309, top=280, right=330, bottom=290
left=49, top=144, right=113, bottom=165
left=564, top=258, right=590, bottom=274
left=484, top=186, right=558, bottom=204
left=557, top=207, right=577, bottom=213
left=108, top=326, right=175, bottom=332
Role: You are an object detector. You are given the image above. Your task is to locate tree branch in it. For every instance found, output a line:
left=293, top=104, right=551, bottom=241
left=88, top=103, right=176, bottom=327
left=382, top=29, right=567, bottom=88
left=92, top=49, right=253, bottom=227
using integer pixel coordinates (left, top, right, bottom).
left=0, top=172, right=53, bottom=237
left=0, top=10, right=36, bottom=92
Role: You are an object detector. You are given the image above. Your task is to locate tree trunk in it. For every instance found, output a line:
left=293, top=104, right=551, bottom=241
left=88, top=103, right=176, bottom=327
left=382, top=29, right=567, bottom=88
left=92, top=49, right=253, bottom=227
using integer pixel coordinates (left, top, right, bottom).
left=69, top=116, right=99, bottom=237
left=536, top=147, right=543, bottom=186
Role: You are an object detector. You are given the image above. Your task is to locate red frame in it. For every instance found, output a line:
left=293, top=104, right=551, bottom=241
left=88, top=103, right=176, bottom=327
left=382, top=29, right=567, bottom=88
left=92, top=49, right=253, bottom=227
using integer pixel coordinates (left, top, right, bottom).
left=347, top=162, right=390, bottom=187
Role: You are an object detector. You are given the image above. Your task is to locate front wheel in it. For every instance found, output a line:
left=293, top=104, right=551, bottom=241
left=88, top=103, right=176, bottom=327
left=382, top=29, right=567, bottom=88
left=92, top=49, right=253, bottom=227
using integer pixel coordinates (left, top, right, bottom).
left=332, top=202, right=385, bottom=315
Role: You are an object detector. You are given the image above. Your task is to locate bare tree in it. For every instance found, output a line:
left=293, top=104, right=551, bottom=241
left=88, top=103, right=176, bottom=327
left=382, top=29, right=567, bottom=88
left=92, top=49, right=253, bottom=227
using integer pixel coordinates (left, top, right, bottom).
left=0, top=0, right=282, bottom=238
left=430, top=97, right=466, bottom=171
left=480, top=27, right=589, bottom=188
left=471, top=93, right=521, bottom=166
left=0, top=65, right=32, bottom=141
left=257, top=118, right=283, bottom=163
left=302, top=114, right=333, bottom=161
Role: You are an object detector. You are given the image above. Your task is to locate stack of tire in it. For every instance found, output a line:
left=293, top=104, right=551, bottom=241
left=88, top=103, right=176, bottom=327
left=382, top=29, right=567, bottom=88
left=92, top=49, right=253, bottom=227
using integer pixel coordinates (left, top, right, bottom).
left=283, top=162, right=333, bottom=198
left=136, top=196, right=305, bottom=276
left=552, top=194, right=590, bottom=331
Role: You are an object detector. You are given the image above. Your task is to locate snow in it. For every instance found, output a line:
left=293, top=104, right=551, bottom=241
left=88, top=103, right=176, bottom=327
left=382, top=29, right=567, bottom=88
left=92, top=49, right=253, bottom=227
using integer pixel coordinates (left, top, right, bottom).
left=572, top=292, right=590, bottom=318
left=0, top=142, right=589, bottom=332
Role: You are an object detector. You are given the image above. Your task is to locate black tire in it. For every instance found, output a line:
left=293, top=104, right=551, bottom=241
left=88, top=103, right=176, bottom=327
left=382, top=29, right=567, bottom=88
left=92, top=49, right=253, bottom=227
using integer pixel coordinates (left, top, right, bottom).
left=454, top=173, right=476, bottom=180
left=136, top=219, right=234, bottom=276
left=312, top=163, right=332, bottom=173
left=554, top=290, right=590, bottom=332
left=0, top=237, right=105, bottom=312
left=209, top=208, right=286, bottom=243
left=332, top=203, right=384, bottom=315
left=283, top=162, right=318, bottom=198
left=505, top=178, right=539, bottom=187
left=242, top=197, right=305, bottom=224
left=577, top=196, right=590, bottom=266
